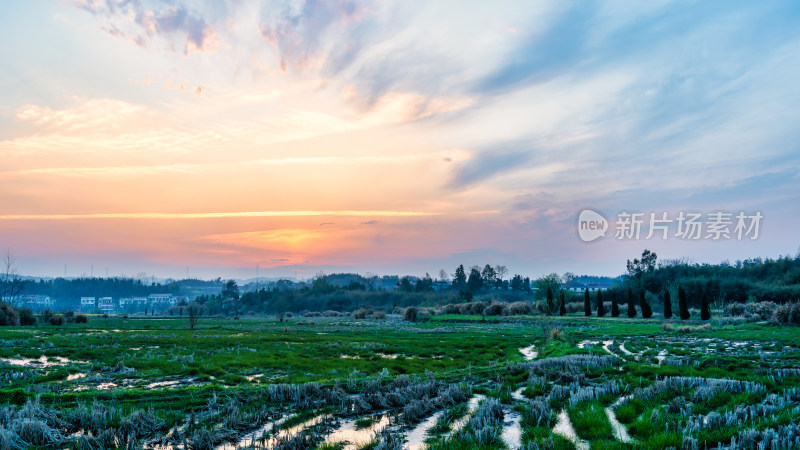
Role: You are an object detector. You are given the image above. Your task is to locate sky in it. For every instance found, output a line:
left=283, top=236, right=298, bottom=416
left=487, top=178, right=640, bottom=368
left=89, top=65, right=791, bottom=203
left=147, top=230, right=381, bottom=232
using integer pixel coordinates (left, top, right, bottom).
left=1, top=1, right=800, bottom=281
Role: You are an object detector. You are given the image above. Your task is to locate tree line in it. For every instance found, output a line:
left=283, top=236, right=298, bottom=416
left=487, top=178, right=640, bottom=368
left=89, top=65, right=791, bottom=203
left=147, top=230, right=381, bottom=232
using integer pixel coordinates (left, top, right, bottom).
left=542, top=283, right=710, bottom=321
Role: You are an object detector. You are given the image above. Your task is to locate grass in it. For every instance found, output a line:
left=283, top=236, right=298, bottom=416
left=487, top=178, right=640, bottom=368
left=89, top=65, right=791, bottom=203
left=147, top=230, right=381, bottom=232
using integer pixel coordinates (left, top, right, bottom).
left=279, top=409, right=320, bottom=430
left=315, top=443, right=344, bottom=450
left=0, top=312, right=798, bottom=448
left=354, top=415, right=377, bottom=430
left=567, top=401, right=614, bottom=441
left=613, top=400, right=643, bottom=425
left=523, top=425, right=576, bottom=449
left=427, top=403, right=468, bottom=436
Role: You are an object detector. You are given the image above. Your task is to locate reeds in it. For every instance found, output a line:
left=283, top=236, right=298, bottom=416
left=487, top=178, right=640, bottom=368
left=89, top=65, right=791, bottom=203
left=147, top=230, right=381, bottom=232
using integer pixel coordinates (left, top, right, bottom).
left=568, top=380, right=621, bottom=407
left=634, top=376, right=765, bottom=402
left=373, top=428, right=404, bottom=450
left=399, top=383, right=470, bottom=424
left=520, top=354, right=618, bottom=375
left=453, top=398, right=504, bottom=446
left=11, top=419, right=64, bottom=447
left=661, top=357, right=699, bottom=367
left=118, top=408, right=166, bottom=444
left=523, top=397, right=554, bottom=428
left=0, top=429, right=25, bottom=450
left=732, top=423, right=800, bottom=449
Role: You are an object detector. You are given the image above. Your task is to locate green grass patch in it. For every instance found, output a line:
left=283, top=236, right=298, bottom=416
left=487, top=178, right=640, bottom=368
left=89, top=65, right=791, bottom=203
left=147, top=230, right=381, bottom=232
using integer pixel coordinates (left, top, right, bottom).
left=567, top=401, right=614, bottom=441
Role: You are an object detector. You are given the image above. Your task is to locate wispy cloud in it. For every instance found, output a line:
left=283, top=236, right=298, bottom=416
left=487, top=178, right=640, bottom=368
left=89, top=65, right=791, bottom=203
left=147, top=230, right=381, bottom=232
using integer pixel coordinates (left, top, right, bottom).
left=0, top=210, right=439, bottom=221
left=0, top=164, right=195, bottom=178
left=478, top=3, right=596, bottom=93
left=149, top=6, right=216, bottom=55
left=0, top=150, right=470, bottom=178
left=15, top=99, right=149, bottom=132
left=258, top=0, right=369, bottom=72
left=71, top=0, right=217, bottom=55
left=3, top=96, right=472, bottom=159
left=450, top=148, right=533, bottom=188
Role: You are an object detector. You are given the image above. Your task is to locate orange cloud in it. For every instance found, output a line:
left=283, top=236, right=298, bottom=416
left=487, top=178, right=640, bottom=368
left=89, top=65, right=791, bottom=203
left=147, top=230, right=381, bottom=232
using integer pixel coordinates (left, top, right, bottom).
left=15, top=99, right=149, bottom=132
left=0, top=210, right=438, bottom=221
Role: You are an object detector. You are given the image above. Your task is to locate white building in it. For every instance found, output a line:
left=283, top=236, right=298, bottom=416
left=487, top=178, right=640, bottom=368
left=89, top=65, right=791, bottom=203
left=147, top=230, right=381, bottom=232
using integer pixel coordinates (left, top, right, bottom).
left=119, top=297, right=147, bottom=307
left=148, top=294, right=175, bottom=305
left=98, top=297, right=115, bottom=314
left=563, top=283, right=613, bottom=293
left=12, top=295, right=54, bottom=311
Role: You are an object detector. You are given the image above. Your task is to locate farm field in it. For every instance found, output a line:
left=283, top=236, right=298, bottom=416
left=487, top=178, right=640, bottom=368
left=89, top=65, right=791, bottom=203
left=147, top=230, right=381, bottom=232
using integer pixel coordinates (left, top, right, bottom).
left=1, top=314, right=799, bottom=449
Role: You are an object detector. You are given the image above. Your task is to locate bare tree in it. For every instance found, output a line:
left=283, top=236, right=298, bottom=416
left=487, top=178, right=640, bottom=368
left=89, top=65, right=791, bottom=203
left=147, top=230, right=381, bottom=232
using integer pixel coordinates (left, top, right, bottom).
left=494, top=265, right=508, bottom=282
left=187, top=301, right=202, bottom=330
left=438, top=269, right=449, bottom=283
left=363, top=272, right=377, bottom=290
left=1, top=249, right=23, bottom=303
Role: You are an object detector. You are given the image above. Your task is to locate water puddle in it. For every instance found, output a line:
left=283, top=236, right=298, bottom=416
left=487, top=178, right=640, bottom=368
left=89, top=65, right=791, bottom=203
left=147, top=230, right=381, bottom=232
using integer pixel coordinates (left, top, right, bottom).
left=220, top=414, right=330, bottom=449
left=501, top=409, right=522, bottom=449
left=552, top=409, right=589, bottom=450
left=619, top=342, right=635, bottom=356
left=216, top=416, right=287, bottom=450
left=611, top=394, right=631, bottom=407
left=606, top=395, right=633, bottom=443
left=74, top=382, right=118, bottom=392
left=146, top=423, right=188, bottom=449
left=277, top=415, right=331, bottom=442
left=323, top=414, right=391, bottom=449
left=519, top=344, right=538, bottom=360
left=146, top=378, right=197, bottom=389
left=404, top=411, right=442, bottom=450
left=449, top=395, right=485, bottom=435
left=2, top=355, right=83, bottom=367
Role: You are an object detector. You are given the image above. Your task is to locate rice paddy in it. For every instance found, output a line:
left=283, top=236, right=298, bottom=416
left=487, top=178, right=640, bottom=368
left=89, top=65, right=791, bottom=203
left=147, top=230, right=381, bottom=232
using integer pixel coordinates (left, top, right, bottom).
left=0, top=313, right=798, bottom=449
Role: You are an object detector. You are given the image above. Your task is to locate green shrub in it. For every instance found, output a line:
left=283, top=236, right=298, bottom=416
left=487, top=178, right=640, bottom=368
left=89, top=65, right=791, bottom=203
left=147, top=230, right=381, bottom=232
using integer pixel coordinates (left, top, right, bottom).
left=19, top=308, right=36, bottom=325
left=49, top=315, right=65, bottom=326
left=0, top=303, right=20, bottom=326
left=770, top=302, right=800, bottom=325
left=403, top=306, right=418, bottom=322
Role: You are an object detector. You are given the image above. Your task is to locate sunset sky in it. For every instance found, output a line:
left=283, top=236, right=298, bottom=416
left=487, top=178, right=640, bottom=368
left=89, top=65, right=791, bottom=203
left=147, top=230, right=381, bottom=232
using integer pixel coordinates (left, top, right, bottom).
left=2, top=1, right=800, bottom=280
